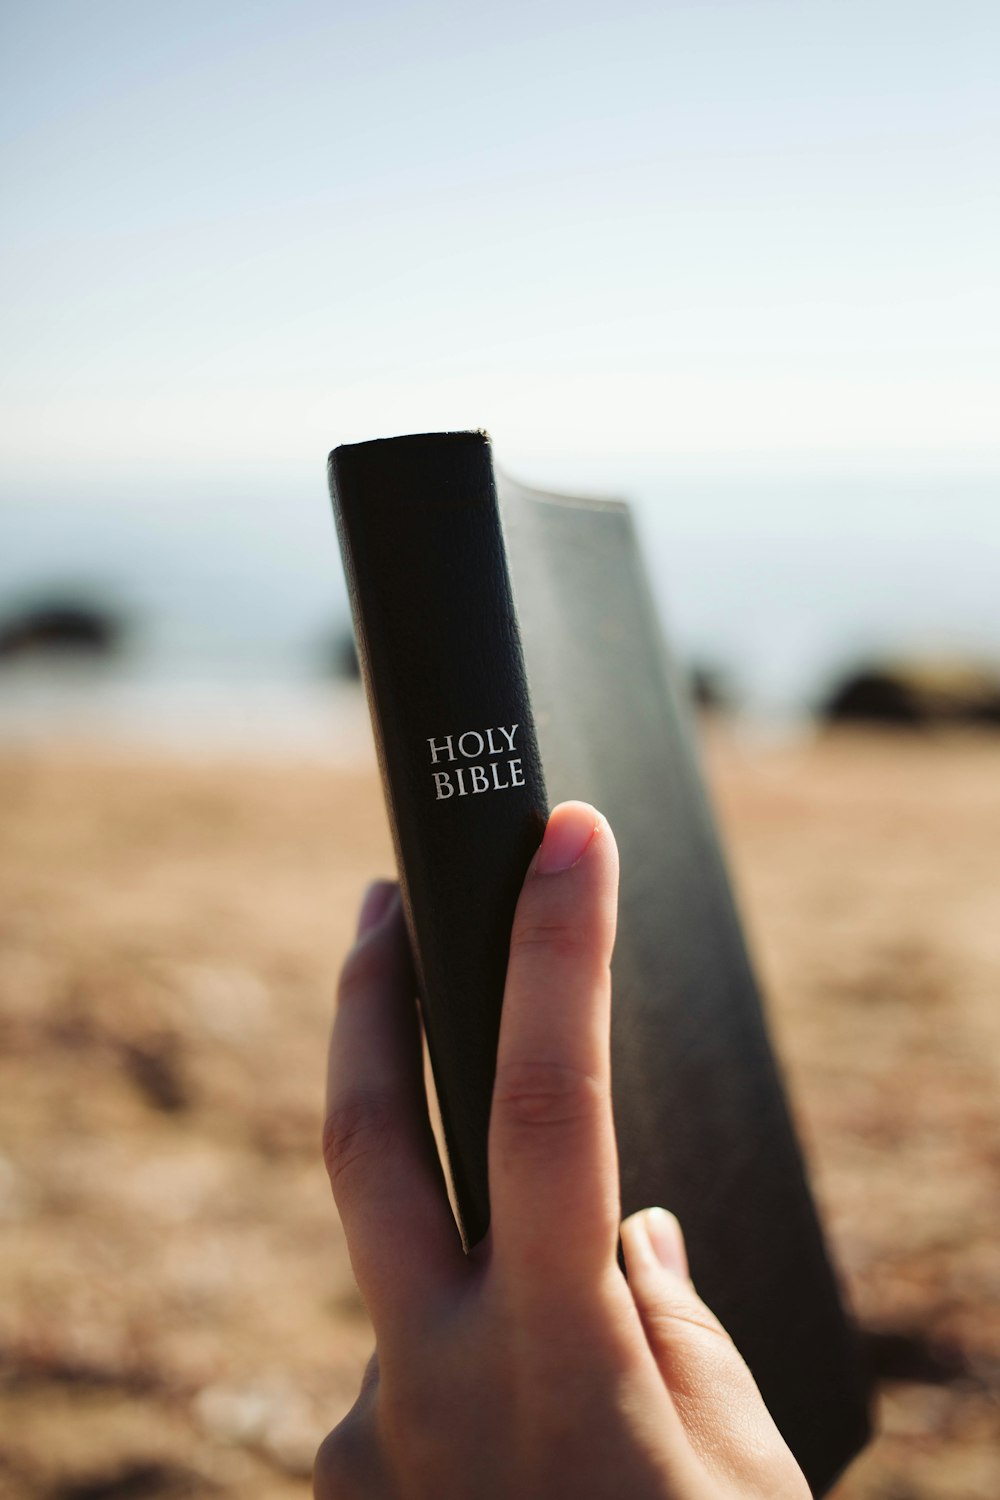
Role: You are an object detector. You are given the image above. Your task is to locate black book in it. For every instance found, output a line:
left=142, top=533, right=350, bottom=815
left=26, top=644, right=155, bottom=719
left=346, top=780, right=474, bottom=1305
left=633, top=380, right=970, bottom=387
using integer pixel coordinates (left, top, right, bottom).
left=328, top=430, right=870, bottom=1497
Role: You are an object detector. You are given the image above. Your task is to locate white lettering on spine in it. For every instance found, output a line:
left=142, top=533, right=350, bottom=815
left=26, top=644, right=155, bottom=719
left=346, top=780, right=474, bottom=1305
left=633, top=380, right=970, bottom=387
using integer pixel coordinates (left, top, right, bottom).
left=427, top=725, right=526, bottom=801
left=427, top=734, right=455, bottom=764
left=457, top=730, right=485, bottom=759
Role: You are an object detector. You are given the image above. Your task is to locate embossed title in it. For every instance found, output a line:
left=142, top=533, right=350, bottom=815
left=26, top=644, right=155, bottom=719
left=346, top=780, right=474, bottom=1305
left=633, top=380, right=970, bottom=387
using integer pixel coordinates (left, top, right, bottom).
left=427, top=725, right=524, bottom=800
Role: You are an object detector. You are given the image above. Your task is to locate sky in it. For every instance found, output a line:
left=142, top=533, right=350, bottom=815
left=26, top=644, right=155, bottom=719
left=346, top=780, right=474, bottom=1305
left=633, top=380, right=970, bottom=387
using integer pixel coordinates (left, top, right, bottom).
left=1, top=0, right=998, bottom=724
left=3, top=0, right=998, bottom=490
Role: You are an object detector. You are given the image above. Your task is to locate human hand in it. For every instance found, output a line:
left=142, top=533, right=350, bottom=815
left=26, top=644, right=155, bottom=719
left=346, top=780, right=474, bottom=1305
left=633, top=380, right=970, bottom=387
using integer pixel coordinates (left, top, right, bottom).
left=316, top=801, right=810, bottom=1500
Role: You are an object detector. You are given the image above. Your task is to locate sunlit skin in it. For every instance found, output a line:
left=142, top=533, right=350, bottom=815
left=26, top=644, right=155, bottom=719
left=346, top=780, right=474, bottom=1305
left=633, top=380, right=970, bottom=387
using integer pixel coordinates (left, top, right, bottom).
left=315, top=801, right=810, bottom=1500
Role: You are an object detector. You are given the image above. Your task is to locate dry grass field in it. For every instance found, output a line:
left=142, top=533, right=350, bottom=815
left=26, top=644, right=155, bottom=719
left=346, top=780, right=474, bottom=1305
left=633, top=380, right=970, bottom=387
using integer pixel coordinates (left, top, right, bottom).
left=1, top=728, right=998, bottom=1498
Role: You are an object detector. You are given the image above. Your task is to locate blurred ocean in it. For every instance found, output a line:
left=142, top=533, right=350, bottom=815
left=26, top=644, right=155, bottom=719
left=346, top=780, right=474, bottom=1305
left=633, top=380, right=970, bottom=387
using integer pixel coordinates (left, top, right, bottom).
left=2, top=463, right=997, bottom=756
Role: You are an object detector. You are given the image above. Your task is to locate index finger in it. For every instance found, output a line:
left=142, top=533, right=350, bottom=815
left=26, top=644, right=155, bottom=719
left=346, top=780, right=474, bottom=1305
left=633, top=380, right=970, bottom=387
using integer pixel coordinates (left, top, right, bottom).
left=488, top=802, right=621, bottom=1297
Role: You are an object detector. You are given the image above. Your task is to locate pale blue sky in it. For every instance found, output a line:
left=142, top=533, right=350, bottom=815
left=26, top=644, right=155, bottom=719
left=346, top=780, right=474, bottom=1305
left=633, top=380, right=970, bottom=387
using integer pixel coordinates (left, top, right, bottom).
left=3, top=0, right=998, bottom=488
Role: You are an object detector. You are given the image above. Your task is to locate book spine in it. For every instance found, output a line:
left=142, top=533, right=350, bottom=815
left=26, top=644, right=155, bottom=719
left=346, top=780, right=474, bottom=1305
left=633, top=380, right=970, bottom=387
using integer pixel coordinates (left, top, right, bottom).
left=328, top=431, right=548, bottom=1247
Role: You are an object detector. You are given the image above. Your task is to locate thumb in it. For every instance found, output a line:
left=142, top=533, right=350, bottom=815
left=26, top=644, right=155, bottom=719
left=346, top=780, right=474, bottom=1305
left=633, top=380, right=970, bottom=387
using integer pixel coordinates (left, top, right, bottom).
left=488, top=802, right=621, bottom=1294
left=621, top=1209, right=809, bottom=1497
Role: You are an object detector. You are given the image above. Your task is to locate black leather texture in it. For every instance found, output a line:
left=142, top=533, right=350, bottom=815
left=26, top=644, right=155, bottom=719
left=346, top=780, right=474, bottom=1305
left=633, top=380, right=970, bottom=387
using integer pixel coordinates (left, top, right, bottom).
left=329, top=433, right=548, bottom=1249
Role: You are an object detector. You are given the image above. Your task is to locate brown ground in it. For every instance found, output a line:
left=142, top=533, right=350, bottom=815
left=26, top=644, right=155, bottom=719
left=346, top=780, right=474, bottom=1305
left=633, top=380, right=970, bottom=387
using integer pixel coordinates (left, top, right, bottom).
left=0, top=728, right=998, bottom=1499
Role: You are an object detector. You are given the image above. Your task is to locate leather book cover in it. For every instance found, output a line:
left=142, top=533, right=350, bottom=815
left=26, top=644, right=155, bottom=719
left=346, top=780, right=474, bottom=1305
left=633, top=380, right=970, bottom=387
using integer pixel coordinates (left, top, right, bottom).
left=328, top=432, right=870, bottom=1495
left=328, top=432, right=548, bottom=1249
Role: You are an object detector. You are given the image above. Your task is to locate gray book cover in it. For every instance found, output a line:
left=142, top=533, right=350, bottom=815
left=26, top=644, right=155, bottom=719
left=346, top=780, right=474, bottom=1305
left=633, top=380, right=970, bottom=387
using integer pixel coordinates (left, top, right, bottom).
left=500, top=473, right=870, bottom=1497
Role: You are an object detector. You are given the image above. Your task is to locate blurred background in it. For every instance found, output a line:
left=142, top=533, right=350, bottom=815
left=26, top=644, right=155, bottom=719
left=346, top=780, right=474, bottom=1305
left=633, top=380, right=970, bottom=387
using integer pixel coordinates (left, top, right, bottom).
left=2, top=1, right=998, bottom=1496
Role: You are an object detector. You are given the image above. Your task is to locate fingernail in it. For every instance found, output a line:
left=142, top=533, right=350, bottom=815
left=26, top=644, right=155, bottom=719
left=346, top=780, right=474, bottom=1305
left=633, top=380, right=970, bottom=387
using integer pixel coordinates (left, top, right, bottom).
left=534, top=802, right=599, bottom=875
left=644, top=1208, right=689, bottom=1279
left=355, top=880, right=396, bottom=938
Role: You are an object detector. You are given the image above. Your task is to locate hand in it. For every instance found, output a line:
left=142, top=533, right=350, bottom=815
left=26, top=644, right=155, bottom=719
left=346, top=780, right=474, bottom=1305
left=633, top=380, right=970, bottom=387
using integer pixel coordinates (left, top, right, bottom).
left=316, top=801, right=809, bottom=1500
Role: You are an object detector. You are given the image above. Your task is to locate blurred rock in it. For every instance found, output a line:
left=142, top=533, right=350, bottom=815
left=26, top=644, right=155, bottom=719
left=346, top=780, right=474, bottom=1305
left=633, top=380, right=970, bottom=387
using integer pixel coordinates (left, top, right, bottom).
left=863, top=1325, right=973, bottom=1386
left=3, top=1329, right=163, bottom=1395
left=168, top=963, right=269, bottom=1044
left=50, top=1462, right=210, bottom=1499
left=121, top=1036, right=191, bottom=1113
left=195, top=1376, right=320, bottom=1477
left=688, top=661, right=735, bottom=713
left=821, top=659, right=1000, bottom=727
left=316, top=626, right=360, bottom=680
left=0, top=598, right=126, bottom=662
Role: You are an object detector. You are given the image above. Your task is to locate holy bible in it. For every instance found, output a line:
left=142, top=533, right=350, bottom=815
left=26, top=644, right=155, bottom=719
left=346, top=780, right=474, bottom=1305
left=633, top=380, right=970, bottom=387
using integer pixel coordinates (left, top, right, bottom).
left=327, top=430, right=869, bottom=1496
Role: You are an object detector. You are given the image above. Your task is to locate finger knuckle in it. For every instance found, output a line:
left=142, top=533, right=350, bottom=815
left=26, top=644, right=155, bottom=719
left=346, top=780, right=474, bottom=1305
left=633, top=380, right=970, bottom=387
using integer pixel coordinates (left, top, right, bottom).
left=509, top=917, right=589, bottom=967
left=321, top=1092, right=396, bottom=1194
left=313, top=1413, right=373, bottom=1498
left=380, top=1380, right=439, bottom=1454
left=494, top=1058, right=603, bottom=1130
left=378, top=1363, right=462, bottom=1485
left=646, top=1298, right=735, bottom=1354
